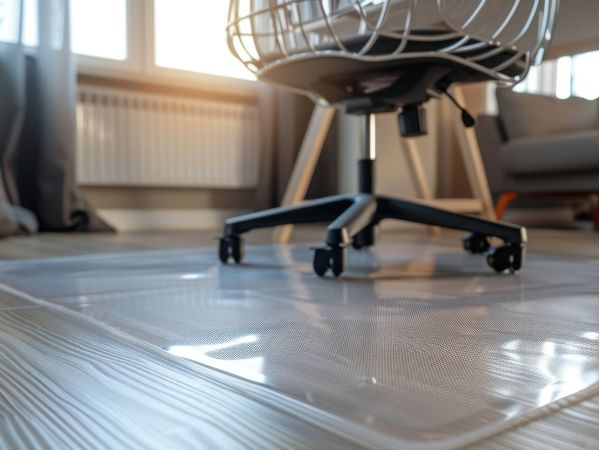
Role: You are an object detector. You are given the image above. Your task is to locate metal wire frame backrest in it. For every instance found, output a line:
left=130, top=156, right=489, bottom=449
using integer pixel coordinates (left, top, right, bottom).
left=226, top=0, right=559, bottom=84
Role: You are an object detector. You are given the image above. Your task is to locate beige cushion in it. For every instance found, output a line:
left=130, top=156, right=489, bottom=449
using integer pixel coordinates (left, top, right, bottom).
left=496, top=89, right=598, bottom=140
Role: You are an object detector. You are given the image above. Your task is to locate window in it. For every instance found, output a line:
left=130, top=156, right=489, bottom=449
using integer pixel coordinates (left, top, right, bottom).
left=513, top=51, right=599, bottom=100
left=21, top=0, right=37, bottom=46
left=513, top=65, right=543, bottom=94
left=20, top=0, right=128, bottom=60
left=154, top=0, right=253, bottom=80
left=70, top=0, right=127, bottom=60
left=9, top=0, right=255, bottom=87
left=568, top=51, right=599, bottom=100
left=0, top=0, right=20, bottom=43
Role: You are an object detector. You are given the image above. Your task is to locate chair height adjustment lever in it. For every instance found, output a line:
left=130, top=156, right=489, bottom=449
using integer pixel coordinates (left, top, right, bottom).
left=443, top=90, right=476, bottom=128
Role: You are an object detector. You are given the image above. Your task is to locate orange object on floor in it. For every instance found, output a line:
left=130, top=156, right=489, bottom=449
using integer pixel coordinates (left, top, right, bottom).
left=495, top=192, right=518, bottom=219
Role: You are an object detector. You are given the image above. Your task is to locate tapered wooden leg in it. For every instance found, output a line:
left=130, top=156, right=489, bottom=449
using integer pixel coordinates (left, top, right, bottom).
left=402, top=137, right=441, bottom=234
left=273, top=105, right=336, bottom=244
left=452, top=87, right=496, bottom=221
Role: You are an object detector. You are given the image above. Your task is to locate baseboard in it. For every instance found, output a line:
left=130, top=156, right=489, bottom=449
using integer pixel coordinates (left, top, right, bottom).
left=97, top=208, right=248, bottom=232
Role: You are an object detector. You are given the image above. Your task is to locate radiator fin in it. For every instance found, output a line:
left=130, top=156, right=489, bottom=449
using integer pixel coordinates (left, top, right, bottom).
left=76, top=86, right=260, bottom=188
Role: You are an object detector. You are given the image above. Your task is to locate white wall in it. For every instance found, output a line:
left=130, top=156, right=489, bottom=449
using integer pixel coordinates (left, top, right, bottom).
left=547, top=0, right=599, bottom=58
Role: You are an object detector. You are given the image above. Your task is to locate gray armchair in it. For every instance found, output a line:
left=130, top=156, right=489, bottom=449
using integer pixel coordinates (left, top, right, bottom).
left=476, top=89, right=598, bottom=217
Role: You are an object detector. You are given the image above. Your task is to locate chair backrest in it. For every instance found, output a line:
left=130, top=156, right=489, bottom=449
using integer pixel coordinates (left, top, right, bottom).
left=227, top=0, right=559, bottom=102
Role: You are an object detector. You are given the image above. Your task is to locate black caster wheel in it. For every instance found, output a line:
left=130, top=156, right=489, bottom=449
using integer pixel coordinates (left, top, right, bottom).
left=219, top=235, right=244, bottom=264
left=352, top=227, right=375, bottom=250
left=487, top=244, right=523, bottom=273
left=313, top=246, right=345, bottom=277
left=463, top=233, right=490, bottom=254
left=351, top=238, right=364, bottom=250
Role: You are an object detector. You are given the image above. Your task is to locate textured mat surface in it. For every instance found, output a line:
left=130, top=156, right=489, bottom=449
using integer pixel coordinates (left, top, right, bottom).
left=0, top=242, right=597, bottom=449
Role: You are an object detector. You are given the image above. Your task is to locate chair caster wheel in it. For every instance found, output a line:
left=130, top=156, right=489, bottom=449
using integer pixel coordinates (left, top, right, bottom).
left=351, top=239, right=364, bottom=250
left=351, top=227, right=375, bottom=250
left=487, top=244, right=523, bottom=273
left=313, top=246, right=345, bottom=277
left=219, top=235, right=244, bottom=264
left=463, top=233, right=490, bottom=254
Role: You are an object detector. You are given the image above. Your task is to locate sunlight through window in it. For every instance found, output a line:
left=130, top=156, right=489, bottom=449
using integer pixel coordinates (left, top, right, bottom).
left=514, top=51, right=599, bottom=100
left=570, top=51, right=600, bottom=100
left=19, top=0, right=127, bottom=59
left=555, top=56, right=572, bottom=99
left=154, top=0, right=254, bottom=80
left=71, top=0, right=127, bottom=60
left=0, top=0, right=20, bottom=43
left=21, top=0, right=37, bottom=46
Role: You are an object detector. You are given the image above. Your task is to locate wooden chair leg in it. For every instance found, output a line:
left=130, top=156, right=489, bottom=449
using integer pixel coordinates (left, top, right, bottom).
left=272, top=106, right=336, bottom=244
left=452, top=87, right=496, bottom=221
left=495, top=192, right=518, bottom=219
left=402, top=138, right=441, bottom=234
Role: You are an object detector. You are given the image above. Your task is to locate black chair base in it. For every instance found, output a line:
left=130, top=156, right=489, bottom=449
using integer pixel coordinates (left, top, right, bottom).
left=218, top=192, right=527, bottom=277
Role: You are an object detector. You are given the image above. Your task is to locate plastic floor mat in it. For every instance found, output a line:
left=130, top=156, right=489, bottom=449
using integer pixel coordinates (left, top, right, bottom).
left=0, top=242, right=597, bottom=449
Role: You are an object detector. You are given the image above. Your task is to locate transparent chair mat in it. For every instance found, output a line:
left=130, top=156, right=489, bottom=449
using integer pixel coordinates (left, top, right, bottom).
left=0, top=242, right=597, bottom=449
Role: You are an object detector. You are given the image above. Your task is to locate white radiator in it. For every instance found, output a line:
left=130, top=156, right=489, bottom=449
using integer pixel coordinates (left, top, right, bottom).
left=76, top=86, right=261, bottom=188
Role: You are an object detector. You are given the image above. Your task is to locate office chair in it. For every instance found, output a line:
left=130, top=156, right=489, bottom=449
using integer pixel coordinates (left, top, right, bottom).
left=219, top=0, right=559, bottom=277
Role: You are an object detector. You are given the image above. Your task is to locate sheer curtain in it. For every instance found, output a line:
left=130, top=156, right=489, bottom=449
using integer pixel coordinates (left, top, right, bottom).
left=0, top=0, right=28, bottom=235
left=0, top=0, right=109, bottom=237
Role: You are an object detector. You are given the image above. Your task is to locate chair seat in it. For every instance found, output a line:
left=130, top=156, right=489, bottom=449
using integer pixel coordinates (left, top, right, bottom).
left=261, top=52, right=522, bottom=109
left=501, top=130, right=600, bottom=176
left=257, top=29, right=525, bottom=108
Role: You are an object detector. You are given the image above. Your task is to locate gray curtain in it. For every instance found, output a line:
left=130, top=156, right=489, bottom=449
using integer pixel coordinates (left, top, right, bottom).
left=0, top=0, right=109, bottom=237
left=0, top=0, right=28, bottom=235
